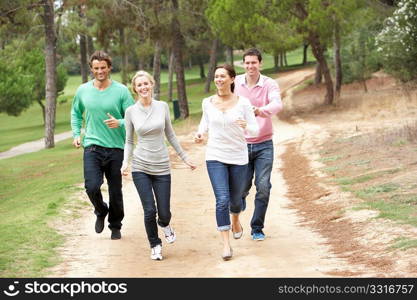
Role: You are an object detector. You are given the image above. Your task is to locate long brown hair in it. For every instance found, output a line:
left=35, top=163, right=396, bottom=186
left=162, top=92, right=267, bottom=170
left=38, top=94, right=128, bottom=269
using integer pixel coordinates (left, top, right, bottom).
left=215, top=64, right=236, bottom=93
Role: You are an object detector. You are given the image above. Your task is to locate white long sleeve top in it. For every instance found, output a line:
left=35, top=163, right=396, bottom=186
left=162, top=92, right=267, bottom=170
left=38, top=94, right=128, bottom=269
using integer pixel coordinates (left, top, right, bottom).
left=197, top=96, right=259, bottom=165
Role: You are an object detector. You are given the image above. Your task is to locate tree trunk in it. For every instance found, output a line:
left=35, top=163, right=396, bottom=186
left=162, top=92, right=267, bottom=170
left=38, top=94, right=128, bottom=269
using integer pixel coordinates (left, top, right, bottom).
left=310, top=35, right=334, bottom=105
left=138, top=59, right=144, bottom=70
left=171, top=0, right=188, bottom=119
left=362, top=79, right=368, bottom=93
left=37, top=99, right=46, bottom=125
left=43, top=0, right=57, bottom=148
left=284, top=51, right=288, bottom=66
left=119, top=27, right=128, bottom=85
left=152, top=39, right=162, bottom=100
left=78, top=5, right=88, bottom=83
left=168, top=50, right=175, bottom=102
left=204, top=38, right=218, bottom=93
left=225, top=45, right=233, bottom=65
left=197, top=54, right=205, bottom=79
left=314, top=62, right=322, bottom=84
left=302, top=42, right=308, bottom=65
left=333, top=19, right=342, bottom=99
left=87, top=35, right=94, bottom=56
left=273, top=54, right=279, bottom=71
left=79, top=34, right=88, bottom=83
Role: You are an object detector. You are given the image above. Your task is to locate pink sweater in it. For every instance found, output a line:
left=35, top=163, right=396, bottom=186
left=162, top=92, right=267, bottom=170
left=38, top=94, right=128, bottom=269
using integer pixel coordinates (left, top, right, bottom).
left=234, top=74, right=283, bottom=144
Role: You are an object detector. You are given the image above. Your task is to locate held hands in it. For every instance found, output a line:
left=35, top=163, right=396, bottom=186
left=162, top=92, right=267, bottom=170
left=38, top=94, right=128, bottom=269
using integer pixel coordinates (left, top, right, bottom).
left=252, top=106, right=261, bottom=117
left=121, top=164, right=129, bottom=176
left=104, top=113, right=120, bottom=128
left=185, top=159, right=197, bottom=170
left=234, top=118, right=247, bottom=129
left=72, top=137, right=81, bottom=148
left=194, top=133, right=204, bottom=143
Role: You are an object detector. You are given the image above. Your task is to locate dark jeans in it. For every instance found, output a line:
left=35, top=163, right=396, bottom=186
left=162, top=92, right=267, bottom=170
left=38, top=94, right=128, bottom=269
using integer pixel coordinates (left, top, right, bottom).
left=242, top=140, right=274, bottom=235
left=83, top=145, right=124, bottom=230
left=132, top=172, right=171, bottom=248
left=206, top=160, right=247, bottom=231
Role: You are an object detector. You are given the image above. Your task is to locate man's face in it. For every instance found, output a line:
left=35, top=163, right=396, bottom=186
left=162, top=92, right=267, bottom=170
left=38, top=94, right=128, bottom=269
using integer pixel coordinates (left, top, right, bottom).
left=243, top=55, right=261, bottom=76
left=90, top=59, right=111, bottom=82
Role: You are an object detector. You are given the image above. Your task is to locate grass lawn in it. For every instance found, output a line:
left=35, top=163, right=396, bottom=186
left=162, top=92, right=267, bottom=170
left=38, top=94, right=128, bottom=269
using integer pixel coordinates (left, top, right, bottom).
left=0, top=140, right=84, bottom=277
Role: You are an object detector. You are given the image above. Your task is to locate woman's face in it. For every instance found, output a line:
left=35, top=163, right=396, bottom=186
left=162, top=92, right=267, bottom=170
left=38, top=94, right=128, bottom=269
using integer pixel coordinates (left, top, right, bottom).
left=214, top=68, right=234, bottom=92
left=134, top=76, right=153, bottom=98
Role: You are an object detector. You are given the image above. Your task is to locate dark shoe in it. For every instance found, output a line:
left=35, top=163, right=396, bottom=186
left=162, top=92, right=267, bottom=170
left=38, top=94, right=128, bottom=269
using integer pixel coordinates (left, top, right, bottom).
left=111, top=229, right=121, bottom=240
left=95, top=216, right=106, bottom=233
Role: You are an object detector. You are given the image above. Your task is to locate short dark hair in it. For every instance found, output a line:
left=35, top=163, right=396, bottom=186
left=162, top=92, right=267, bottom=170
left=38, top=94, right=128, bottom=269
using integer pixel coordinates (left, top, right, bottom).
left=243, top=48, right=262, bottom=63
left=215, top=64, right=236, bottom=93
left=89, top=50, right=112, bottom=68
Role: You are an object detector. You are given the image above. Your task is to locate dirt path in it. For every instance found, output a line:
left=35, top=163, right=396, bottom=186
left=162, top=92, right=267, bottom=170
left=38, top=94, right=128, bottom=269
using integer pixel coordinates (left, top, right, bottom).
left=48, top=120, right=355, bottom=277
left=47, top=67, right=368, bottom=277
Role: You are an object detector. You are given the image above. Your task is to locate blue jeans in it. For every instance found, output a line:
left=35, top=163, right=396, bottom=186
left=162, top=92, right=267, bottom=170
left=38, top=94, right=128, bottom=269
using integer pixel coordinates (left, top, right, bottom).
left=206, top=160, right=247, bottom=231
left=83, top=145, right=124, bottom=230
left=242, top=140, right=274, bottom=235
left=132, top=172, right=171, bottom=248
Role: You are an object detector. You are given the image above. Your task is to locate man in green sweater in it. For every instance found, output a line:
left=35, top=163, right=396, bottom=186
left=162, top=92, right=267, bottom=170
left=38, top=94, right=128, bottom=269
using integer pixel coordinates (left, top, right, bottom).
left=71, top=50, right=134, bottom=240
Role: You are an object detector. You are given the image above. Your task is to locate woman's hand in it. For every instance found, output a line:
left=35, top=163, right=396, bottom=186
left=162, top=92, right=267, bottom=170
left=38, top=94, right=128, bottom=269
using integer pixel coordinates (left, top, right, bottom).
left=234, top=118, right=247, bottom=129
left=121, top=163, right=129, bottom=176
left=185, top=159, right=197, bottom=170
left=194, top=133, right=204, bottom=143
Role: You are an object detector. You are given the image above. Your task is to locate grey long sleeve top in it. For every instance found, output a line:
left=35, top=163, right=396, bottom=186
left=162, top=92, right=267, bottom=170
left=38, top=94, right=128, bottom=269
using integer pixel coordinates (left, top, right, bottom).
left=123, top=99, right=188, bottom=175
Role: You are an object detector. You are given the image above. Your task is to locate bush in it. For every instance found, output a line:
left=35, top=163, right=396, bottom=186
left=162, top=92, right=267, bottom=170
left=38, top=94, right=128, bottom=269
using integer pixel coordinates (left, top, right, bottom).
left=376, top=0, right=417, bottom=82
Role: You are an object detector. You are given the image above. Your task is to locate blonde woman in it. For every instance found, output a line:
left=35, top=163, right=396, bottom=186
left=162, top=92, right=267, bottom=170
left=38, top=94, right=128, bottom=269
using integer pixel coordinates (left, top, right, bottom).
left=121, top=71, right=196, bottom=261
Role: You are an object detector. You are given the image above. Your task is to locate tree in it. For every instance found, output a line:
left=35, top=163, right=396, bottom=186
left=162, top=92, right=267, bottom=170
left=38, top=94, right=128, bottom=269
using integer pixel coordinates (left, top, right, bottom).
left=171, top=0, right=188, bottom=118
left=376, top=0, right=417, bottom=81
left=0, top=45, right=67, bottom=121
left=276, top=0, right=362, bottom=105
left=42, top=0, right=58, bottom=148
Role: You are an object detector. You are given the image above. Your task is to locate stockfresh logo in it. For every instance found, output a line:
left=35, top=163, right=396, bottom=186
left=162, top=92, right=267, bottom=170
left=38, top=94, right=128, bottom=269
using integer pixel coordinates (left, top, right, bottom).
left=3, top=281, right=20, bottom=297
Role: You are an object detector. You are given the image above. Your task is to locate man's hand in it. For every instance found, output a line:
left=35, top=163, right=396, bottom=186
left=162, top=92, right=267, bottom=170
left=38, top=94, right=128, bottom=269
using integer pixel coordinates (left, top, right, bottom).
left=252, top=106, right=261, bottom=117
left=104, top=113, right=120, bottom=128
left=194, top=133, right=204, bottom=143
left=73, top=137, right=81, bottom=148
left=184, top=159, right=197, bottom=170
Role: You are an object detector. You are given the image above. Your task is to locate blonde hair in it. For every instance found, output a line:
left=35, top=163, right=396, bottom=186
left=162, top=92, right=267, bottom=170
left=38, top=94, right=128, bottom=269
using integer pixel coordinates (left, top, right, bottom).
left=131, top=70, right=155, bottom=98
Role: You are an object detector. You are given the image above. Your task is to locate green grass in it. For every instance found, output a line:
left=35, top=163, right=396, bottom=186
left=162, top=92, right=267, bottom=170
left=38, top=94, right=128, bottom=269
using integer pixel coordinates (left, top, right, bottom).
left=318, top=155, right=343, bottom=162
left=390, top=193, right=417, bottom=205
left=0, top=101, right=72, bottom=153
left=348, top=159, right=371, bottom=166
left=337, top=174, right=376, bottom=186
left=355, top=183, right=400, bottom=199
left=0, top=140, right=83, bottom=277
left=355, top=200, right=417, bottom=227
left=389, top=237, right=417, bottom=251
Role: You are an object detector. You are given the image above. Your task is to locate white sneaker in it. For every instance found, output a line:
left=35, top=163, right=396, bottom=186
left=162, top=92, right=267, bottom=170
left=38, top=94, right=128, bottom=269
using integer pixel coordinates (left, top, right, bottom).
left=150, top=244, right=162, bottom=261
left=160, top=225, right=176, bottom=244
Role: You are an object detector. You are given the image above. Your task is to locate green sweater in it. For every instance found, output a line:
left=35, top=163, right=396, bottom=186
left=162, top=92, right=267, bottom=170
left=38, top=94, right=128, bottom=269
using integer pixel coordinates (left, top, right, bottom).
left=71, top=80, right=135, bottom=149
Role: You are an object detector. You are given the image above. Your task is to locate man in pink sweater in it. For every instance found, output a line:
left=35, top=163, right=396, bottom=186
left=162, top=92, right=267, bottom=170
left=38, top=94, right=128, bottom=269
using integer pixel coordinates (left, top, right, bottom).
left=234, top=48, right=283, bottom=241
